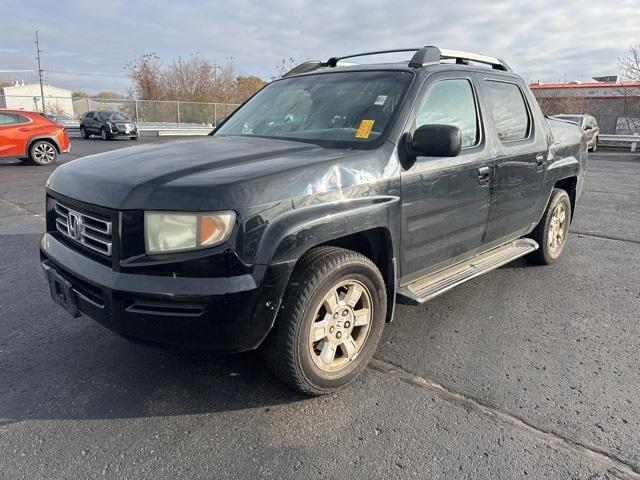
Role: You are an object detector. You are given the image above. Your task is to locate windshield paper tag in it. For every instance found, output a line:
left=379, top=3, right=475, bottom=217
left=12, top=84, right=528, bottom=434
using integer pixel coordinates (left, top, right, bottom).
left=355, top=119, right=375, bottom=139
left=374, top=95, right=387, bottom=106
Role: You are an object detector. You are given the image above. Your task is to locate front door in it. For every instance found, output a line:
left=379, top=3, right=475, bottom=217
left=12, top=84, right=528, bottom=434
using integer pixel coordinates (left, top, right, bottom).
left=400, top=75, right=493, bottom=280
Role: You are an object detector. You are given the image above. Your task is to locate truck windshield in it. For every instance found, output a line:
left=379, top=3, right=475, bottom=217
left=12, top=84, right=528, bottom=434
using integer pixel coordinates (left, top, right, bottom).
left=215, top=70, right=413, bottom=148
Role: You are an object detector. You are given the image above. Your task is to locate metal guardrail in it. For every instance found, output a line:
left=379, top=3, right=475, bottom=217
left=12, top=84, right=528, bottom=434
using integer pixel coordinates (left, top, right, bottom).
left=66, top=125, right=213, bottom=137
left=598, top=134, right=640, bottom=152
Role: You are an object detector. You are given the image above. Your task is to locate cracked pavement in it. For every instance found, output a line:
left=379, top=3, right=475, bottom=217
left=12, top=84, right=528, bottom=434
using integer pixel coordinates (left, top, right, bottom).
left=1, top=139, right=639, bottom=479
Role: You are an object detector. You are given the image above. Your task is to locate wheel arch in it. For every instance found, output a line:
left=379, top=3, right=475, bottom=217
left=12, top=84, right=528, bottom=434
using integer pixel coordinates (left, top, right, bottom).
left=27, top=136, right=61, bottom=155
left=252, top=196, right=401, bottom=329
left=280, top=227, right=397, bottom=324
left=553, top=176, right=577, bottom=220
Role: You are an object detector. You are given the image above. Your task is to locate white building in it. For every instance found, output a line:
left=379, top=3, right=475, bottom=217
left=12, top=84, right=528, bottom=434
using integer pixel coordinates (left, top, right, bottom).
left=0, top=82, right=74, bottom=117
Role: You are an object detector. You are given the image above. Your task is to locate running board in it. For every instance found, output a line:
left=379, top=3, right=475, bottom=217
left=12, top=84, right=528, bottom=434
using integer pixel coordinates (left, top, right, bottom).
left=397, top=239, right=538, bottom=305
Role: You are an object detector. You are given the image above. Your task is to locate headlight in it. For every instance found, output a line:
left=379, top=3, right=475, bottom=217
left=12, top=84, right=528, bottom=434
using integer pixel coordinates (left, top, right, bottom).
left=144, top=211, right=235, bottom=254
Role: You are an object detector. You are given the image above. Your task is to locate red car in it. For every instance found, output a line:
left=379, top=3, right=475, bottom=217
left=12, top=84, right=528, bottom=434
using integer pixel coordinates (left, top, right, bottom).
left=0, top=109, right=70, bottom=165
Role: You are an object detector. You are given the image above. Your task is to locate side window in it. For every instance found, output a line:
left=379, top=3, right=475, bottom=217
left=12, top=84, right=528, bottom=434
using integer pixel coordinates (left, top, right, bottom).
left=417, top=79, right=479, bottom=148
left=15, top=114, right=30, bottom=124
left=484, top=80, right=530, bottom=142
left=0, top=113, right=19, bottom=126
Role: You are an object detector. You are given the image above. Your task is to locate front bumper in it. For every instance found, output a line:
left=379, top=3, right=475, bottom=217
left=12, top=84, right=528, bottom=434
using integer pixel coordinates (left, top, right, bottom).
left=109, top=125, right=138, bottom=137
left=39, top=233, right=291, bottom=352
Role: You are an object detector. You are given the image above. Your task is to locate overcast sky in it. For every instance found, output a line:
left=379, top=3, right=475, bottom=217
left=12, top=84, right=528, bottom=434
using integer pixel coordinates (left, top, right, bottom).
left=1, top=0, right=638, bottom=94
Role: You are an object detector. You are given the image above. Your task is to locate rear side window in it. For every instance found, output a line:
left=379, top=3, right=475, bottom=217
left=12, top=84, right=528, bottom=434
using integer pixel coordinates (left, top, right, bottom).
left=0, top=113, right=27, bottom=125
left=484, top=80, right=530, bottom=142
left=417, top=79, right=479, bottom=148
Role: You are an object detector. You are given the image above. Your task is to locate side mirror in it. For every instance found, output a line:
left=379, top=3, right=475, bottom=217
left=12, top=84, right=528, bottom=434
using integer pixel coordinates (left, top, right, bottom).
left=408, top=124, right=462, bottom=158
left=584, top=125, right=592, bottom=131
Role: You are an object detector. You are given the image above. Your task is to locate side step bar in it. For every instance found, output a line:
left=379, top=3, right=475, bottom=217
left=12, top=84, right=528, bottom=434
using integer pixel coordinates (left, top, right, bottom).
left=397, top=239, right=538, bottom=305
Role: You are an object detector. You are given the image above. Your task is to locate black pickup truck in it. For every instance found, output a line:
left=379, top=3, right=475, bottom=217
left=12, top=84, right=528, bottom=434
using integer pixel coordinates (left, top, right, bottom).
left=40, top=46, right=586, bottom=395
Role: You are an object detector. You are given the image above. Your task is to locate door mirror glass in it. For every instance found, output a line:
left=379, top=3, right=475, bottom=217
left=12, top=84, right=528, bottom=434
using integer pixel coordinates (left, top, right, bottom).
left=410, top=124, right=462, bottom=157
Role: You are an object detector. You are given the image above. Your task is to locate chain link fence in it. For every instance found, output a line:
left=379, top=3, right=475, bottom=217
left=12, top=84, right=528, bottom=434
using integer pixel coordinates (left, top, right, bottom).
left=0, top=95, right=240, bottom=128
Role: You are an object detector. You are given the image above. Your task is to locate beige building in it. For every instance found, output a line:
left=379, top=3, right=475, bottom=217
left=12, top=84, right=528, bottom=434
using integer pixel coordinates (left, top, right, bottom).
left=0, top=82, right=74, bottom=117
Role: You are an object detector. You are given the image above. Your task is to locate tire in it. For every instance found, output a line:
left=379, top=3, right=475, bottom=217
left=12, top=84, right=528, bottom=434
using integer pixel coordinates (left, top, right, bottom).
left=262, top=247, right=387, bottom=395
left=80, top=126, right=90, bottom=139
left=100, top=128, right=109, bottom=141
left=591, top=137, right=597, bottom=152
left=527, top=188, right=571, bottom=265
left=28, top=140, right=58, bottom=166
left=130, top=135, right=138, bottom=140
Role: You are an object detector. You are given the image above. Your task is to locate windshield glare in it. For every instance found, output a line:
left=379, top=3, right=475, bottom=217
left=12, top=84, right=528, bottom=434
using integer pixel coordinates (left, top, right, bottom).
left=216, top=71, right=413, bottom=147
left=102, top=112, right=129, bottom=121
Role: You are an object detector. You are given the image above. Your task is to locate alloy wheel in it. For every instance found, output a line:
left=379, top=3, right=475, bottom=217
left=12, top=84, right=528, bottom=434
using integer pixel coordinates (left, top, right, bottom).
left=32, top=143, right=56, bottom=164
left=308, top=279, right=373, bottom=372
left=548, top=203, right=568, bottom=255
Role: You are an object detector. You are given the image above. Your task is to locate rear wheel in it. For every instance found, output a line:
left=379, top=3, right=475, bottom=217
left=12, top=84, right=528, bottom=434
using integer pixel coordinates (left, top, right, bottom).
left=28, top=140, right=58, bottom=166
left=527, top=188, right=571, bottom=265
left=262, top=247, right=386, bottom=395
left=80, top=126, right=90, bottom=139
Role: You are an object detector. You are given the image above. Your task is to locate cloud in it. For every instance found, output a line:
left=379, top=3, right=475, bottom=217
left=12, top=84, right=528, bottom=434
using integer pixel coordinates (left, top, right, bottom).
left=2, top=0, right=637, bottom=92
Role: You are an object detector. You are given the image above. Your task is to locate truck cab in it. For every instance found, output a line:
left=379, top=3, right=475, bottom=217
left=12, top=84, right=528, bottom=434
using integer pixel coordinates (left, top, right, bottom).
left=40, top=46, right=587, bottom=395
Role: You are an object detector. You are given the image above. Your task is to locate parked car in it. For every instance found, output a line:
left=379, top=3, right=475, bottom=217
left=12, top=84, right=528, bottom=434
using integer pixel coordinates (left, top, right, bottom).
left=79, top=111, right=138, bottom=140
left=553, top=114, right=599, bottom=152
left=41, top=46, right=586, bottom=395
left=0, top=109, right=70, bottom=165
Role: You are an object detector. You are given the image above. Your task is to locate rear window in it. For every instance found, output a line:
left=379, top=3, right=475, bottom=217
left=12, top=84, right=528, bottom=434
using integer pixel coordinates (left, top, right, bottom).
left=484, top=80, right=530, bottom=142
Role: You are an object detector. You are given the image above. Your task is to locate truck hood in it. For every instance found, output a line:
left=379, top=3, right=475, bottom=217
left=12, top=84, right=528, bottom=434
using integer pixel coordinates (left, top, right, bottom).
left=47, top=136, right=390, bottom=211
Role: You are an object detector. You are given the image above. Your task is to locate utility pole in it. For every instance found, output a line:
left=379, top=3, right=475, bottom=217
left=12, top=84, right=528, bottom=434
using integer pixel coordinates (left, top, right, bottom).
left=35, top=30, right=46, bottom=114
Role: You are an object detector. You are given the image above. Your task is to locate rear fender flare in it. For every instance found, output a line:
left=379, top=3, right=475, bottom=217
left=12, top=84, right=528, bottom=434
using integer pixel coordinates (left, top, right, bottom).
left=26, top=136, right=61, bottom=156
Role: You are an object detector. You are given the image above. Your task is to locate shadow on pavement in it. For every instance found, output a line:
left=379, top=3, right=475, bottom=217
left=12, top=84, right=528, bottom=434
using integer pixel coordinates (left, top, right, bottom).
left=0, top=235, right=306, bottom=426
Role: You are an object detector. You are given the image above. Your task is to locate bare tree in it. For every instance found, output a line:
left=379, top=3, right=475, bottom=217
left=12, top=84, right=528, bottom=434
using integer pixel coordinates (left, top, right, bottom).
left=124, top=53, right=164, bottom=100
left=617, top=46, right=640, bottom=134
left=125, top=54, right=266, bottom=104
left=124, top=54, right=267, bottom=124
left=618, top=45, right=640, bottom=81
left=273, top=58, right=297, bottom=79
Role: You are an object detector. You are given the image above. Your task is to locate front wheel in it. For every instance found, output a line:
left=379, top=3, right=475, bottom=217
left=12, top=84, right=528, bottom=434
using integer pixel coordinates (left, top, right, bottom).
left=262, top=247, right=387, bottom=395
left=100, top=128, right=110, bottom=141
left=591, top=137, right=597, bottom=152
left=80, top=126, right=90, bottom=139
left=527, top=188, right=571, bottom=265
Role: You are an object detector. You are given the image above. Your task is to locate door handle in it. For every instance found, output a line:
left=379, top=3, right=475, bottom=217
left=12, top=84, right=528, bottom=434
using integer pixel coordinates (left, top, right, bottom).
left=536, top=154, right=544, bottom=166
left=18, top=127, right=32, bottom=132
left=478, top=166, right=490, bottom=179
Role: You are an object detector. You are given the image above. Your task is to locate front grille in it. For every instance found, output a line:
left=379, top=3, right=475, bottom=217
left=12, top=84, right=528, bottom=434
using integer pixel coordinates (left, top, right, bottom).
left=116, top=123, right=135, bottom=130
left=55, top=202, right=113, bottom=257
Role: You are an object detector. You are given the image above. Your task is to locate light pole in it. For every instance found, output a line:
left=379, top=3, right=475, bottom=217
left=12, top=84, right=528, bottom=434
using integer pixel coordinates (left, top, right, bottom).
left=35, top=30, right=46, bottom=114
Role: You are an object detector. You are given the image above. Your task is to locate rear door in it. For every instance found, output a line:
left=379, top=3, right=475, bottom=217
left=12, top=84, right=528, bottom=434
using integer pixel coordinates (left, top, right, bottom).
left=400, top=74, right=493, bottom=279
left=479, top=78, right=547, bottom=243
left=0, top=113, right=32, bottom=157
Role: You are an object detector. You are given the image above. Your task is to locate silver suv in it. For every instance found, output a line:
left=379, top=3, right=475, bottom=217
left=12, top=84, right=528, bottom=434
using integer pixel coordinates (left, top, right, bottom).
left=553, top=114, right=599, bottom=152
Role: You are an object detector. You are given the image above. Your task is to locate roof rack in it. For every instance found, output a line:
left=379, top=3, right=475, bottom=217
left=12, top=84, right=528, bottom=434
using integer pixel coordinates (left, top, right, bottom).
left=283, top=46, right=510, bottom=77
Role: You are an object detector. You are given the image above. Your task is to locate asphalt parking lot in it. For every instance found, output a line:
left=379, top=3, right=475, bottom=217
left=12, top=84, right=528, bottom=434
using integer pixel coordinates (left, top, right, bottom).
left=1, top=138, right=639, bottom=479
